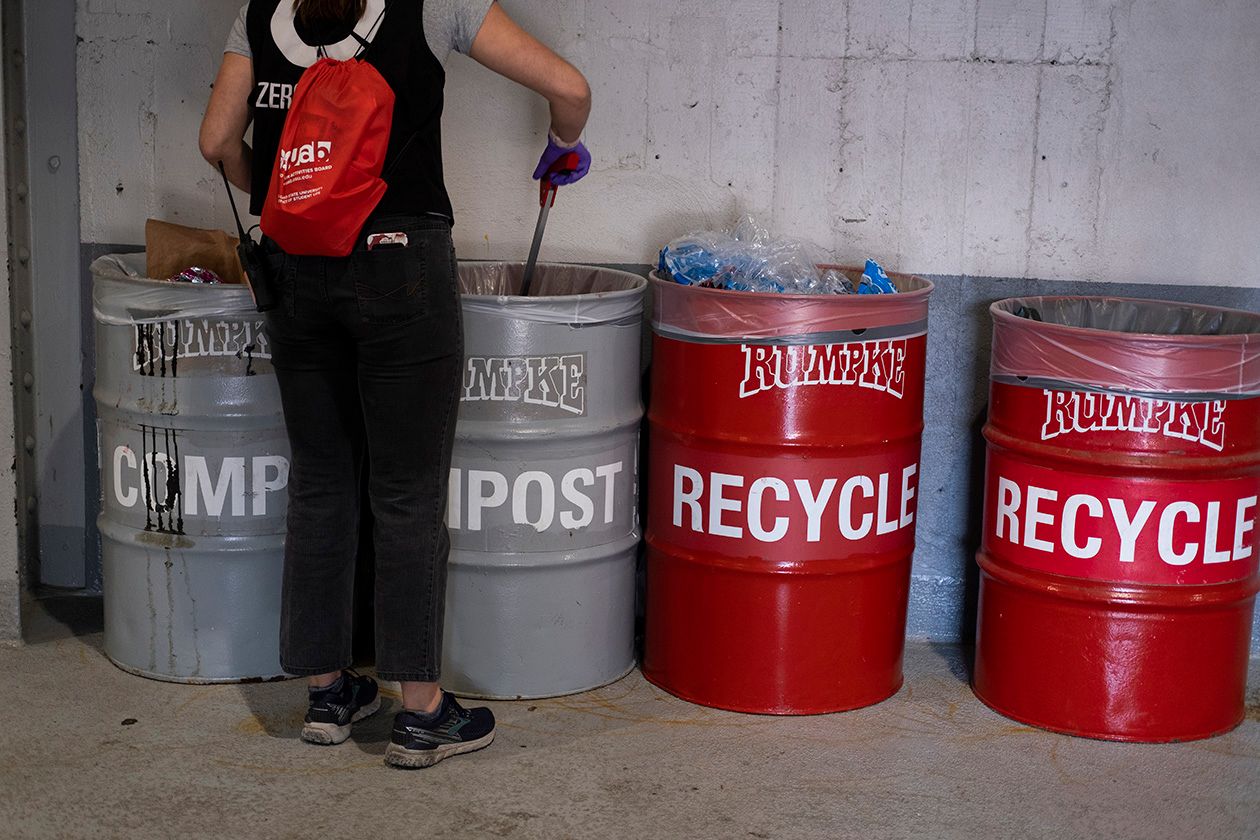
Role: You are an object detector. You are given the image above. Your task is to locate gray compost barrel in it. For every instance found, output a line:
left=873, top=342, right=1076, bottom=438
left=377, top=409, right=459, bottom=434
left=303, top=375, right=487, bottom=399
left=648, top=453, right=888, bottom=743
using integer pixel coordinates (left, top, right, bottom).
left=444, top=262, right=645, bottom=698
left=91, top=254, right=289, bottom=683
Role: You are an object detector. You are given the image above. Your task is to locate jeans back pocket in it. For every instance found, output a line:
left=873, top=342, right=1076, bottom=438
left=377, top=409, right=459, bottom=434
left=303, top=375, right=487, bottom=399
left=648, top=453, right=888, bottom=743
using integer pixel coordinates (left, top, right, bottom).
left=351, top=242, right=429, bottom=325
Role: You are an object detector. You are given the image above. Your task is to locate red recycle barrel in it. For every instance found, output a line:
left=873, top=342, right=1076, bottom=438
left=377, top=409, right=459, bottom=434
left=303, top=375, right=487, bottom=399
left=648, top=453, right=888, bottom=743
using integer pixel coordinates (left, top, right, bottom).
left=974, top=297, right=1260, bottom=741
left=643, top=268, right=933, bottom=714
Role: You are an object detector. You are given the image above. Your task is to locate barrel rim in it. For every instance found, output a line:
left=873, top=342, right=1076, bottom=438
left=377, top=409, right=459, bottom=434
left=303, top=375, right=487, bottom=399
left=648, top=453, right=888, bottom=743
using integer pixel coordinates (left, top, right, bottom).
left=648, top=265, right=934, bottom=302
left=96, top=271, right=244, bottom=291
left=105, top=655, right=292, bottom=685
left=90, top=253, right=250, bottom=294
left=92, top=253, right=258, bottom=325
left=459, top=260, right=647, bottom=302
left=991, top=294, right=1260, bottom=342
left=649, top=266, right=933, bottom=341
left=970, top=681, right=1246, bottom=743
left=446, top=663, right=637, bottom=701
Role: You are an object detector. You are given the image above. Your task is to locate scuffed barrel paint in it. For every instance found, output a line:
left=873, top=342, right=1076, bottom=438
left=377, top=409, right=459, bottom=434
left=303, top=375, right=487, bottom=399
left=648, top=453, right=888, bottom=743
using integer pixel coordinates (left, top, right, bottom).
left=93, top=257, right=288, bottom=683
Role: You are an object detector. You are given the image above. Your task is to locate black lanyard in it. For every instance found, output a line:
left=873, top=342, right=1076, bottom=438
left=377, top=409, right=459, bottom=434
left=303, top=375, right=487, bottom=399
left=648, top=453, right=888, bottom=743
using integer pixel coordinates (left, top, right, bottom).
left=315, top=2, right=388, bottom=60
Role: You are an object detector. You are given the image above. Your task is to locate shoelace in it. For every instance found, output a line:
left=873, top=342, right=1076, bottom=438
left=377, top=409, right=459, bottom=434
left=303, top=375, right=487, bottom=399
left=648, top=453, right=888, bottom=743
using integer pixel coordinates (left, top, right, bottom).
left=441, top=695, right=472, bottom=725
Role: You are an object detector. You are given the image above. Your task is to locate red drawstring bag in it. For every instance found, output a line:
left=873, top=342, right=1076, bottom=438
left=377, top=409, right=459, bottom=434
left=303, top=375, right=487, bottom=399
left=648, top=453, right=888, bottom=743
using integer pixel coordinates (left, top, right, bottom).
left=261, top=57, right=395, bottom=257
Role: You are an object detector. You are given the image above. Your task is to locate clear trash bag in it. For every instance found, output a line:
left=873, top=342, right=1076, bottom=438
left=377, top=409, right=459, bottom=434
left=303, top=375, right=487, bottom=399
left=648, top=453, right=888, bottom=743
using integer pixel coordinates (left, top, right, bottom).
left=659, top=216, right=889, bottom=296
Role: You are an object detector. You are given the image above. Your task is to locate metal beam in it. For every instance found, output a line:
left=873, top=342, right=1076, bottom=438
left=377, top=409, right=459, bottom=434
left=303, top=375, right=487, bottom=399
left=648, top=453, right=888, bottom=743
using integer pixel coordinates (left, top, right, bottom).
left=4, top=0, right=87, bottom=590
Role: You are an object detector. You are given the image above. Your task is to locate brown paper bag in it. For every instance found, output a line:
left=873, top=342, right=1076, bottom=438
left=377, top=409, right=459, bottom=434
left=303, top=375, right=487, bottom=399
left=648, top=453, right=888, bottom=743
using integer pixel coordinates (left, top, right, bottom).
left=145, top=218, right=245, bottom=284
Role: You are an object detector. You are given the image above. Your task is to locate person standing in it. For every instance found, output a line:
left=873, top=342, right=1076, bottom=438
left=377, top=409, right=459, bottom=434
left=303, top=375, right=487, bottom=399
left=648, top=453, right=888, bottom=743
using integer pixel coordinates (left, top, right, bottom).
left=198, top=0, right=592, bottom=768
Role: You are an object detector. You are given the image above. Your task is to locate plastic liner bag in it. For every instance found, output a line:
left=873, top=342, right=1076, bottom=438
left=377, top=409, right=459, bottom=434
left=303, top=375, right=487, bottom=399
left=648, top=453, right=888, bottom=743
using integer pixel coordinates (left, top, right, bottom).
left=650, top=265, right=932, bottom=344
left=92, top=253, right=257, bottom=326
left=991, top=296, right=1260, bottom=398
left=95, top=255, right=645, bottom=329
left=659, top=216, right=875, bottom=295
left=459, top=261, right=646, bottom=327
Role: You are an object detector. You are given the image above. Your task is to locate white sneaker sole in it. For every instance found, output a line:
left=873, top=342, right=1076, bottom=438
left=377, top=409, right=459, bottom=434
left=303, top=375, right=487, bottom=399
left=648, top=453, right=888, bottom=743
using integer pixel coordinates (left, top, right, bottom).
left=300, top=694, right=382, bottom=745
left=384, top=730, right=495, bottom=769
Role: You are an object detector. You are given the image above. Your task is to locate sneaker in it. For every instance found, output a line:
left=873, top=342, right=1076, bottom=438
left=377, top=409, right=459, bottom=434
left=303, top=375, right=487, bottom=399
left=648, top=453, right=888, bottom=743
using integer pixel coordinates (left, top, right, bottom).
left=300, top=670, right=381, bottom=745
left=384, top=692, right=495, bottom=769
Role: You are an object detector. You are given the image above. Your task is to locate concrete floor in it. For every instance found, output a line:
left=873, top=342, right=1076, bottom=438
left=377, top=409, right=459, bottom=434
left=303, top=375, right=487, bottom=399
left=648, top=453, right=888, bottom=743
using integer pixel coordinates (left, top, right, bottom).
left=2, top=600, right=1258, bottom=839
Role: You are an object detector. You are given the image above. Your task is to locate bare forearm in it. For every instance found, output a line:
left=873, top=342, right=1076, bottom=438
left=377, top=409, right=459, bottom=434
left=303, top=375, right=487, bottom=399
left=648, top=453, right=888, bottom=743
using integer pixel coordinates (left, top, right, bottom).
left=213, top=142, right=253, bottom=194
left=470, top=3, right=591, bottom=143
left=199, top=52, right=255, bottom=194
left=548, top=83, right=591, bottom=145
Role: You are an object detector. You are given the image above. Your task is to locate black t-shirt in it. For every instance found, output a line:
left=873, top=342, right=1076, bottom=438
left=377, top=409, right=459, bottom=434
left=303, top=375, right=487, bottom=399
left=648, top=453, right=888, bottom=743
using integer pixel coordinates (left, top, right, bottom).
left=244, top=0, right=453, bottom=222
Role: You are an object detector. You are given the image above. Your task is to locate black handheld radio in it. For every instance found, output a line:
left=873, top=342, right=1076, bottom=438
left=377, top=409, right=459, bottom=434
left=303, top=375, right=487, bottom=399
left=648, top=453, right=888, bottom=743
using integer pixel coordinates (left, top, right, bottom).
left=218, top=162, right=278, bottom=313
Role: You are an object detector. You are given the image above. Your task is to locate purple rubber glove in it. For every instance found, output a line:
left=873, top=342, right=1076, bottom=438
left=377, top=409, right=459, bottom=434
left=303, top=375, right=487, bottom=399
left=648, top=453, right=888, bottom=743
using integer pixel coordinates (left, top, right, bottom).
left=533, top=131, right=591, bottom=186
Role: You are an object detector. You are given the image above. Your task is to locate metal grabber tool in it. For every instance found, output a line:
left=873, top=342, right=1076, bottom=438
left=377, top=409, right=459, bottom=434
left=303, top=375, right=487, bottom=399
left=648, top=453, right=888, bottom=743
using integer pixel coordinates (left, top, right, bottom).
left=520, top=151, right=581, bottom=297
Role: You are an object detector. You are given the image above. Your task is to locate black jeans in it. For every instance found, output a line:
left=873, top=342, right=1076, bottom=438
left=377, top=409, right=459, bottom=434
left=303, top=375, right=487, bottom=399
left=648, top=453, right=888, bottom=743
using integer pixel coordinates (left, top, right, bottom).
left=263, top=216, right=462, bottom=682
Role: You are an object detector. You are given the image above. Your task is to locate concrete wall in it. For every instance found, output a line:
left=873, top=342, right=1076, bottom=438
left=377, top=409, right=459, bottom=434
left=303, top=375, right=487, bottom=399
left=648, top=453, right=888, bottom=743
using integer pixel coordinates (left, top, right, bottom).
left=73, top=1, right=1260, bottom=647
left=77, top=0, right=1260, bottom=285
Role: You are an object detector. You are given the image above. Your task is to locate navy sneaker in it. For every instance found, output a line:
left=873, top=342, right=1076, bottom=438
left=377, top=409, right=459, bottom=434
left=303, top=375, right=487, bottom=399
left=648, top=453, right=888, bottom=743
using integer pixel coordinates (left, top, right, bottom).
left=301, top=670, right=381, bottom=745
left=385, top=692, right=495, bottom=768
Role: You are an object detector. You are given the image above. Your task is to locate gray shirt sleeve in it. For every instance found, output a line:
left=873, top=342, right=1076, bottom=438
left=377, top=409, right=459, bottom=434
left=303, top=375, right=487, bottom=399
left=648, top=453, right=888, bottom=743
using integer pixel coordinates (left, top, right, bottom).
left=222, top=1, right=495, bottom=64
left=423, top=0, right=495, bottom=63
left=224, top=3, right=250, bottom=57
